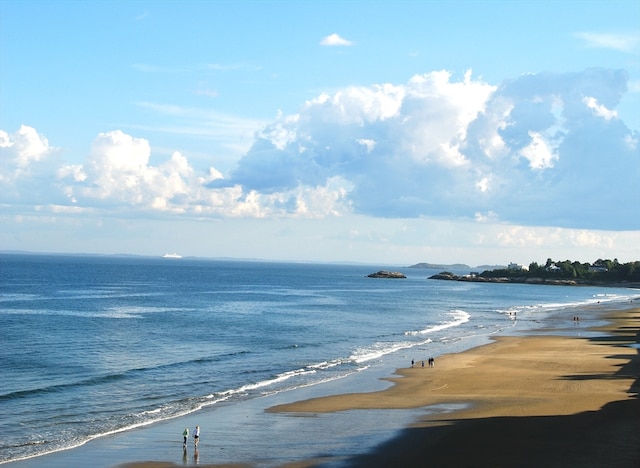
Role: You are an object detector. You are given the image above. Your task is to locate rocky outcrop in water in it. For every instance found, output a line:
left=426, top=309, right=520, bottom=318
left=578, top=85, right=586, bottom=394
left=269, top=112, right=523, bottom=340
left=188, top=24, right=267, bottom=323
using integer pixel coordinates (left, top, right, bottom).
left=367, top=270, right=406, bottom=279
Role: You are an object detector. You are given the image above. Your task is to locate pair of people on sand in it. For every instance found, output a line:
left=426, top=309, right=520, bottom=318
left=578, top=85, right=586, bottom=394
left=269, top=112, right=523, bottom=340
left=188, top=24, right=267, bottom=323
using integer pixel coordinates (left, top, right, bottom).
left=183, top=425, right=200, bottom=448
left=420, top=357, right=435, bottom=367
left=413, top=358, right=435, bottom=368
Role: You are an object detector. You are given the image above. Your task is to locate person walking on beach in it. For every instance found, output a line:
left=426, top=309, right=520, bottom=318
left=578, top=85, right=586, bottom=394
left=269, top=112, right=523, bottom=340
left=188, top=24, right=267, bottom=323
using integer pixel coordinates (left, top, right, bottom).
left=193, top=425, right=200, bottom=447
left=182, top=427, right=189, bottom=447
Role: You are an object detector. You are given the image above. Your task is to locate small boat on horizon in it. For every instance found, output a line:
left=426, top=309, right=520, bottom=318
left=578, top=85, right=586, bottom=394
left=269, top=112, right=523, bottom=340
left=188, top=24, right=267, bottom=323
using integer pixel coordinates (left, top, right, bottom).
left=162, top=253, right=182, bottom=259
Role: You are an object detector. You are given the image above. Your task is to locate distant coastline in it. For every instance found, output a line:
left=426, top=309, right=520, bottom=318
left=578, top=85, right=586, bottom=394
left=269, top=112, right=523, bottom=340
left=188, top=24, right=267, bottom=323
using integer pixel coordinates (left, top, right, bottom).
left=429, top=271, right=640, bottom=289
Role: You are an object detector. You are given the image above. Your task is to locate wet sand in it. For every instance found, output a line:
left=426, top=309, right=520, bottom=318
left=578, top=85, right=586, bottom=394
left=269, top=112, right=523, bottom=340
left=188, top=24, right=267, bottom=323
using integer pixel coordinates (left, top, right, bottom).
left=269, top=307, right=640, bottom=467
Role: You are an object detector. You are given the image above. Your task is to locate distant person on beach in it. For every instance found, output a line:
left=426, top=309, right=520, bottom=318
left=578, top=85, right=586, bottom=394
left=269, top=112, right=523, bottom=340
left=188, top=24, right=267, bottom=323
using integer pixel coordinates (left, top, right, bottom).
left=183, top=427, right=189, bottom=447
left=193, top=425, right=200, bottom=447
left=411, top=359, right=414, bottom=367
left=422, top=360, right=425, bottom=368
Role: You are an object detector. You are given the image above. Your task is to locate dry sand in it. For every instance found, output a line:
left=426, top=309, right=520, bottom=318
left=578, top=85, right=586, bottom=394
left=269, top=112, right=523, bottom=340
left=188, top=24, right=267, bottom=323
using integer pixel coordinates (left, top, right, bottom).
left=119, top=307, right=639, bottom=468
left=270, top=308, right=640, bottom=467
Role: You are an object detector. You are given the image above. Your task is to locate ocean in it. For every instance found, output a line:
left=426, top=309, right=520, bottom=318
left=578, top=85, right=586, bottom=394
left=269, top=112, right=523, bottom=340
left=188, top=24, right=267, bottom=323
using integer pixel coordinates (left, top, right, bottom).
left=1, top=253, right=637, bottom=466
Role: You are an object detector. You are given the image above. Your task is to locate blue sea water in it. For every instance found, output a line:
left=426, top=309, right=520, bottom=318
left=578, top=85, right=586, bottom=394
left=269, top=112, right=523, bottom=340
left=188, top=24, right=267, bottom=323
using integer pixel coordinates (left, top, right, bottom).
left=0, top=253, right=637, bottom=466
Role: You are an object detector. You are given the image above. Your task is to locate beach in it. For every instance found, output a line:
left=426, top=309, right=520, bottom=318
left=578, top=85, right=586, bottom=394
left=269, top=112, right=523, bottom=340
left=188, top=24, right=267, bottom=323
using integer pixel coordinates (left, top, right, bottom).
left=110, top=305, right=640, bottom=468
left=9, top=300, right=640, bottom=468
left=269, top=306, right=640, bottom=467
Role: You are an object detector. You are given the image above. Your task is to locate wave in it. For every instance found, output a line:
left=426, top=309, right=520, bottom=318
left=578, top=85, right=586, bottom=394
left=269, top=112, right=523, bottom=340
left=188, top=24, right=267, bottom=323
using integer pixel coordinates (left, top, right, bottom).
left=0, top=354, right=372, bottom=464
left=0, top=406, right=181, bottom=464
left=213, top=356, right=360, bottom=401
left=0, top=293, right=41, bottom=302
left=349, top=338, right=432, bottom=364
left=495, top=291, right=639, bottom=317
left=0, top=307, right=511, bottom=464
left=347, top=311, right=471, bottom=364
left=0, top=351, right=251, bottom=402
left=404, top=309, right=471, bottom=336
left=221, top=368, right=318, bottom=396
left=3, top=304, right=193, bottom=319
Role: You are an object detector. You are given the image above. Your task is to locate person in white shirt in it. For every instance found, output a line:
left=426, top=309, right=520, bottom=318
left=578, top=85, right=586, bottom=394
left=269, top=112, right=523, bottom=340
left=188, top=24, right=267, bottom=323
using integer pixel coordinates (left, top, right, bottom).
left=193, top=425, right=200, bottom=447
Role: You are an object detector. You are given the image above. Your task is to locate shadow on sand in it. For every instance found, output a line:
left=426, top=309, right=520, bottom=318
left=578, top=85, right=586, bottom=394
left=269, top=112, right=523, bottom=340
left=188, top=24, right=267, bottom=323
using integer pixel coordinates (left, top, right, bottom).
left=346, top=315, right=640, bottom=468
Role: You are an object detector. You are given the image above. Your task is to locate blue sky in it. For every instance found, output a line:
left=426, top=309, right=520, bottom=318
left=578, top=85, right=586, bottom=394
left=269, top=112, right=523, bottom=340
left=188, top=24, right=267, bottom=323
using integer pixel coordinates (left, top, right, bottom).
left=1, top=0, right=639, bottom=266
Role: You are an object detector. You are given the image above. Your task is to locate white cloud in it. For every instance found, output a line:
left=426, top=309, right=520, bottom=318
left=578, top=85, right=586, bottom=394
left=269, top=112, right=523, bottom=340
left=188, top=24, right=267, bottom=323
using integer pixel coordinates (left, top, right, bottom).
left=320, top=33, right=353, bottom=46
left=40, top=129, right=349, bottom=219
left=493, top=225, right=622, bottom=252
left=219, top=70, right=494, bottom=209
left=2, top=68, right=638, bottom=233
left=475, top=211, right=499, bottom=223
left=0, top=125, right=53, bottom=170
left=475, top=176, right=490, bottom=193
left=218, top=68, right=638, bottom=230
left=496, top=226, right=550, bottom=248
left=575, top=32, right=640, bottom=53
left=357, top=138, right=376, bottom=153
left=582, top=96, right=618, bottom=120
left=57, top=131, right=221, bottom=213
left=624, top=133, right=638, bottom=150
left=0, top=126, right=58, bottom=202
left=57, top=164, right=87, bottom=182
left=519, top=131, right=557, bottom=169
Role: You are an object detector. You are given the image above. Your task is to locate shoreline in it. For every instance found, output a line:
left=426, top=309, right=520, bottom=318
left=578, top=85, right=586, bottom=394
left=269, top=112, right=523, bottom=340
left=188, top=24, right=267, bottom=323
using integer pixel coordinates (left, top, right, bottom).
left=115, top=304, right=639, bottom=468
left=269, top=306, right=640, bottom=467
left=6, top=303, right=638, bottom=468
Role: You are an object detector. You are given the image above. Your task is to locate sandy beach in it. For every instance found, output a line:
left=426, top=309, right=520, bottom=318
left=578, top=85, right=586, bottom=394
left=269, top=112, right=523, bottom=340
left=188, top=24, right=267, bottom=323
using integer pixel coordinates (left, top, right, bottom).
left=269, top=307, right=640, bottom=467
left=115, top=305, right=639, bottom=468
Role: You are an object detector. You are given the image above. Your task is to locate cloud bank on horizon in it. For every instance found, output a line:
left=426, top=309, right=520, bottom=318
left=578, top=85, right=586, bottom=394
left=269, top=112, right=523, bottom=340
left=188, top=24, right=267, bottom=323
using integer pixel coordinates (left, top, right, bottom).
left=2, top=67, right=638, bottom=232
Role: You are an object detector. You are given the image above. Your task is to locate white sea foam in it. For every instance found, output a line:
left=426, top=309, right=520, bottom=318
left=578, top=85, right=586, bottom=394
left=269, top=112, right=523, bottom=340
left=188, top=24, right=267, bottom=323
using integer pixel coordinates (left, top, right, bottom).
left=348, top=310, right=471, bottom=364
left=349, top=338, right=434, bottom=364
left=0, top=293, right=41, bottom=302
left=307, top=359, right=344, bottom=370
left=0, top=306, right=187, bottom=319
left=214, top=368, right=319, bottom=401
left=496, top=294, right=624, bottom=317
left=405, top=309, right=471, bottom=336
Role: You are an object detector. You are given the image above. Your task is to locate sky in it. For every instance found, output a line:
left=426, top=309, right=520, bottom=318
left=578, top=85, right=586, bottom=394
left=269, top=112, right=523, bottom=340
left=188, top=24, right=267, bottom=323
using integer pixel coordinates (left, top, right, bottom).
left=1, top=0, right=639, bottom=266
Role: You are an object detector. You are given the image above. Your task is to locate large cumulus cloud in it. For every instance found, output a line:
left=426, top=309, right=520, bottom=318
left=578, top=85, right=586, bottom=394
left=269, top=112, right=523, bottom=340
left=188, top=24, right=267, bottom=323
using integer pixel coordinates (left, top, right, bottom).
left=214, top=68, right=639, bottom=229
left=0, top=126, right=349, bottom=218
left=0, top=125, right=63, bottom=204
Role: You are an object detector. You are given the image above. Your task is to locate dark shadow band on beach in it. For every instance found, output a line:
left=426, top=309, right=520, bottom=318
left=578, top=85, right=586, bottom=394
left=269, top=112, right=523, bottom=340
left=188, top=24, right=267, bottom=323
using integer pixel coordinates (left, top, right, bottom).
left=344, top=309, right=640, bottom=468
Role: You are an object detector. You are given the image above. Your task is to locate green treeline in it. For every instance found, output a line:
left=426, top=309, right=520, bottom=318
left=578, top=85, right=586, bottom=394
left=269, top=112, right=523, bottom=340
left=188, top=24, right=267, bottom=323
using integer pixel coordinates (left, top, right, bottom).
left=480, top=258, right=640, bottom=283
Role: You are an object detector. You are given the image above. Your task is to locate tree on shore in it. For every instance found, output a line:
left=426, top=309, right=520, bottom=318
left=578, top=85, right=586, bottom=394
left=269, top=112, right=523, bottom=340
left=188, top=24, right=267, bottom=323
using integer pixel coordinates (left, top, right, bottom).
left=481, top=259, right=640, bottom=283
